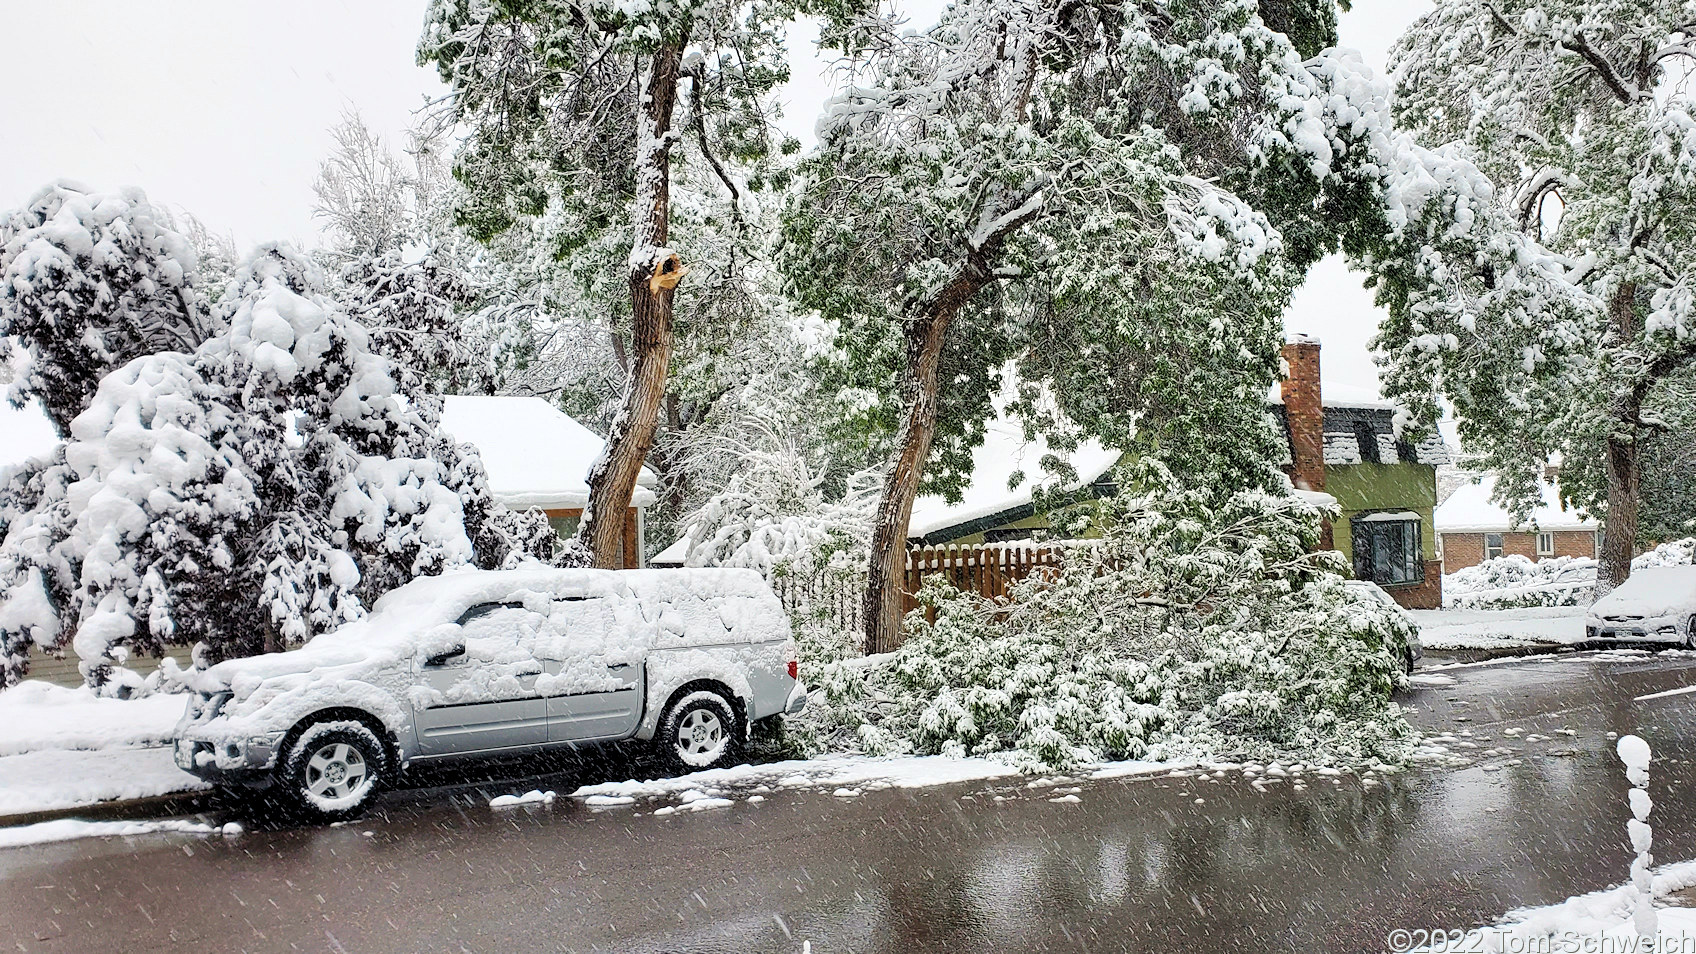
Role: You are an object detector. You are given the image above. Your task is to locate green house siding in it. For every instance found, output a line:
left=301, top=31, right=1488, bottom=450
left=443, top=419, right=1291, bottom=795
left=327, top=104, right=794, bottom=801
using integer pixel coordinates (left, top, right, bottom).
left=1325, top=462, right=1439, bottom=562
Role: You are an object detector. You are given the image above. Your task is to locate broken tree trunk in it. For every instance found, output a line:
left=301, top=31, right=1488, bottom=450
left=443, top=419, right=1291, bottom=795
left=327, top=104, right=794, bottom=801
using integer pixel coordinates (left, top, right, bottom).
left=579, top=44, right=687, bottom=569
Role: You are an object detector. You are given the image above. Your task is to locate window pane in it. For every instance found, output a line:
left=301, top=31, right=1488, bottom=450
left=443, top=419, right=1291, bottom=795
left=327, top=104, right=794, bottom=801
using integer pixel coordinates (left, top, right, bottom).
left=1353, top=518, right=1420, bottom=585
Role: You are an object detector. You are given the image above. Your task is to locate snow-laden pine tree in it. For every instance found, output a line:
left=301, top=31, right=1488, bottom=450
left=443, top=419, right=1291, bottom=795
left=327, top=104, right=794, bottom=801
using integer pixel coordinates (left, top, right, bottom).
left=1383, top=0, right=1696, bottom=589
left=0, top=183, right=222, bottom=436
left=418, top=0, right=857, bottom=568
left=785, top=0, right=1541, bottom=652
left=0, top=244, right=550, bottom=691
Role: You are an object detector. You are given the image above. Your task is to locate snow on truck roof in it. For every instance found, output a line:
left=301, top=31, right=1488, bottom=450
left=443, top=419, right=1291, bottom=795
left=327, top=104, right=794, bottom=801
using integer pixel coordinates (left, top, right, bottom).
left=1435, top=475, right=1596, bottom=533
left=200, top=567, right=782, bottom=685
left=439, top=395, right=657, bottom=510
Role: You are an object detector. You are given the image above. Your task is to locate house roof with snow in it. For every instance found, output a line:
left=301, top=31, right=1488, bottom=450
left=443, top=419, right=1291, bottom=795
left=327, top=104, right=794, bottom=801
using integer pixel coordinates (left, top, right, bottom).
left=1434, top=474, right=1596, bottom=533
left=908, top=417, right=1121, bottom=544
left=439, top=395, right=657, bottom=510
left=1268, top=380, right=1451, bottom=467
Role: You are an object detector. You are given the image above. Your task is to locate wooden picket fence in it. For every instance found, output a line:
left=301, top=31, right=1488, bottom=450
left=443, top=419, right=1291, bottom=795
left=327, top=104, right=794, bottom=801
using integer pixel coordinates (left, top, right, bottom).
left=770, top=542, right=1069, bottom=633
left=900, top=542, right=1065, bottom=616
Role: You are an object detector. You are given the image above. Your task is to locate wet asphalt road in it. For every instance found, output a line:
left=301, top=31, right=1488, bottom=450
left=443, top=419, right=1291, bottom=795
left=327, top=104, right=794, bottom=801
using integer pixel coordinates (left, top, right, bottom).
left=5, top=649, right=1696, bottom=954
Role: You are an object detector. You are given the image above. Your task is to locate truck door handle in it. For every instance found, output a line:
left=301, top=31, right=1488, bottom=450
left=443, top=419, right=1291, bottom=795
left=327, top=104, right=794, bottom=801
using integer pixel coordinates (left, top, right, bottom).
left=607, top=662, right=632, bottom=671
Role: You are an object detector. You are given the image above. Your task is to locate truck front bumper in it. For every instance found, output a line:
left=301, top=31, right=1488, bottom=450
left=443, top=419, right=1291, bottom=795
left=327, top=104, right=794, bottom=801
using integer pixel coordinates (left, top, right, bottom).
left=174, top=732, right=285, bottom=779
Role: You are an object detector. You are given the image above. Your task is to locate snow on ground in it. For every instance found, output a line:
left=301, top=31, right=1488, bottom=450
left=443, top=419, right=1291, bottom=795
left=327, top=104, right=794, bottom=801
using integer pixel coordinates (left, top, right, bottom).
left=0, top=680, right=186, bottom=757
left=488, top=789, right=555, bottom=808
left=0, top=681, right=204, bottom=819
left=1411, top=605, right=1587, bottom=650
left=0, top=747, right=208, bottom=818
left=0, top=817, right=223, bottom=850
left=569, top=755, right=1189, bottom=815
left=571, top=754, right=1026, bottom=809
left=1410, top=859, right=1696, bottom=953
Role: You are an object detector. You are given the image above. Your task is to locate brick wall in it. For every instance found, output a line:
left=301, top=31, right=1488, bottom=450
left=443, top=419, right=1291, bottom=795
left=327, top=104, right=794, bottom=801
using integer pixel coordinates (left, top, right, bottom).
left=1440, top=529, right=1597, bottom=572
left=1384, top=559, right=1442, bottom=609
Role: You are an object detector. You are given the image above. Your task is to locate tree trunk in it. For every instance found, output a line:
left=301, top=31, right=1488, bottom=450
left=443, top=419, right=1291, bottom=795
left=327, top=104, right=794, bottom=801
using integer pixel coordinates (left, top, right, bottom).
left=1601, top=427, right=1641, bottom=592
left=863, top=277, right=984, bottom=654
left=578, top=44, right=686, bottom=569
left=1599, top=282, right=1640, bottom=593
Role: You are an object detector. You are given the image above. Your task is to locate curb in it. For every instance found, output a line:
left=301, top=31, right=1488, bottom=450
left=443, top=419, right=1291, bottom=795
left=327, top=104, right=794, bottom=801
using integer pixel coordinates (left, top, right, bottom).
left=0, top=791, right=213, bottom=829
left=1421, top=643, right=1575, bottom=666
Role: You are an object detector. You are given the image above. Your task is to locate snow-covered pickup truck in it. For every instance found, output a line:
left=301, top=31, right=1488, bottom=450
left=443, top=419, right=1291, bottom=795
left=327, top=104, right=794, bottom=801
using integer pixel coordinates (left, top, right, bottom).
left=173, top=567, right=807, bottom=821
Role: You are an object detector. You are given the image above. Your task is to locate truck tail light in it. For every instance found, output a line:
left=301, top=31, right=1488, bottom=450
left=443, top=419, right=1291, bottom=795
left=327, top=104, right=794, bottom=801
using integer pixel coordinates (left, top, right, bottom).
left=787, top=660, right=799, bottom=680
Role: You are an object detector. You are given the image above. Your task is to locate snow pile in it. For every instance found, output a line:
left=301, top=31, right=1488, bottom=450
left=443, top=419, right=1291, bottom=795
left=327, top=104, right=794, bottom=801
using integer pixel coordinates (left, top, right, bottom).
left=0, top=679, right=185, bottom=756
left=795, top=478, right=1416, bottom=772
left=569, top=752, right=1032, bottom=811
left=488, top=789, right=555, bottom=808
left=0, top=817, right=223, bottom=850
left=1443, top=541, right=1696, bottom=609
left=1637, top=539, right=1696, bottom=568
left=1410, top=606, right=1587, bottom=649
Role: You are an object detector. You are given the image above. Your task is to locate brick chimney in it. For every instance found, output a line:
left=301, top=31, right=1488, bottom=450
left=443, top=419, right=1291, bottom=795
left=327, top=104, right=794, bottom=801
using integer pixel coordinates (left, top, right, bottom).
left=1281, top=335, right=1325, bottom=494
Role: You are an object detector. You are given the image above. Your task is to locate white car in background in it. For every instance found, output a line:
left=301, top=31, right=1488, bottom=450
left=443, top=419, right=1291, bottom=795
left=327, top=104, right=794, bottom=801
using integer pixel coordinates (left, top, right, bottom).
left=173, top=568, right=806, bottom=822
left=1344, top=580, right=1424, bottom=673
left=1585, top=567, right=1696, bottom=648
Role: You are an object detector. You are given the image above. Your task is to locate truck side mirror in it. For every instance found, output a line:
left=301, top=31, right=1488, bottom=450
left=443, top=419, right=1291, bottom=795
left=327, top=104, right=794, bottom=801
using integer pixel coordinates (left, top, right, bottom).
left=424, top=645, right=465, bottom=668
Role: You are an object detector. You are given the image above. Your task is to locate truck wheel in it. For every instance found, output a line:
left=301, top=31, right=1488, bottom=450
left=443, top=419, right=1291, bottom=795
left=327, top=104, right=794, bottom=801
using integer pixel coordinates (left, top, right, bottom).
left=657, top=690, right=742, bottom=774
left=276, top=721, right=387, bottom=823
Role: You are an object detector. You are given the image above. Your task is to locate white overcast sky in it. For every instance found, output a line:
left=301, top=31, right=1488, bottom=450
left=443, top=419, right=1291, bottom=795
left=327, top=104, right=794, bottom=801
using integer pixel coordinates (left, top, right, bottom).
left=0, top=0, right=1431, bottom=395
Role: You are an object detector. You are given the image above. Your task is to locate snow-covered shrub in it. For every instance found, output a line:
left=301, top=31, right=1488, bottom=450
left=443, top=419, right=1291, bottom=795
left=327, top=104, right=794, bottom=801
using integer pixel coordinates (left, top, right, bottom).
left=1635, top=539, right=1696, bottom=569
left=1444, top=555, right=1600, bottom=609
left=0, top=183, right=221, bottom=435
left=1443, top=541, right=1696, bottom=609
left=796, top=469, right=1417, bottom=771
left=0, top=244, right=553, bottom=690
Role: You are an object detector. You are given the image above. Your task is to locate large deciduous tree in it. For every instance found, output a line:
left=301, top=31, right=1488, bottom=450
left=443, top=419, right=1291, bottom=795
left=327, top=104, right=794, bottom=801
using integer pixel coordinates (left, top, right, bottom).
left=788, top=0, right=1570, bottom=652
left=419, top=0, right=852, bottom=567
left=785, top=0, right=1372, bottom=653
left=1384, top=0, right=1696, bottom=589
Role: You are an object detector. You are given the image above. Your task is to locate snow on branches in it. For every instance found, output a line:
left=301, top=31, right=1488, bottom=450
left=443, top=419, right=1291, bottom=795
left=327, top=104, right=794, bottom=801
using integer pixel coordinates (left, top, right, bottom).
left=0, top=243, right=550, bottom=691
left=1382, top=0, right=1696, bottom=585
left=0, top=183, right=221, bottom=436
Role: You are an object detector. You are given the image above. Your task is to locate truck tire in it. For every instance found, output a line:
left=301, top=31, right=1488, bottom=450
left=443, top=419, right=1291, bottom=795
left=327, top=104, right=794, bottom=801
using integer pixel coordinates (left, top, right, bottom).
left=275, top=720, right=387, bottom=823
left=656, top=690, right=742, bottom=774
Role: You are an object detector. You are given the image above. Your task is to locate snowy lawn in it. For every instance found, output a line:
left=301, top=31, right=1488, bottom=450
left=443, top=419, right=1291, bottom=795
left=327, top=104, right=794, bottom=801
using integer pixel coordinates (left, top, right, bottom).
left=0, top=817, right=228, bottom=850
left=0, top=680, right=186, bottom=757
left=0, top=747, right=209, bottom=818
left=0, top=681, right=204, bottom=819
left=1410, top=606, right=1588, bottom=650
